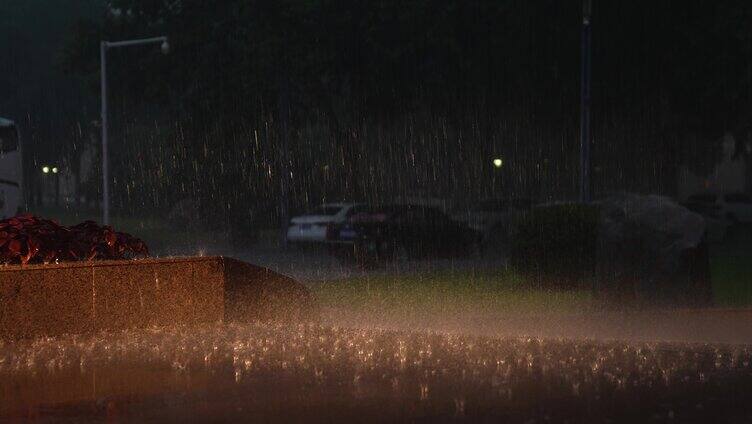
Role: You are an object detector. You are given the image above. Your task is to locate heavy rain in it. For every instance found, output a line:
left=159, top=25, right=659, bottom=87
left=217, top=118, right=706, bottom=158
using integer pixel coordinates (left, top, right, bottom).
left=1, top=0, right=752, bottom=422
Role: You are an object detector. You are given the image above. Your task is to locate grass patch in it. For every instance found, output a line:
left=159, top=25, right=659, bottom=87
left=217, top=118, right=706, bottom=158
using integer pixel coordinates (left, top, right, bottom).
left=711, top=254, right=752, bottom=307
left=710, top=225, right=752, bottom=307
left=312, top=268, right=594, bottom=317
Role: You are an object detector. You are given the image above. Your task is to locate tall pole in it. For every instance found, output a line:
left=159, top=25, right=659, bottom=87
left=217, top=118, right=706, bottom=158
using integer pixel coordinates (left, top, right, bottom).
left=100, top=41, right=110, bottom=225
left=99, top=36, right=168, bottom=226
left=278, top=77, right=291, bottom=246
left=580, top=0, right=593, bottom=203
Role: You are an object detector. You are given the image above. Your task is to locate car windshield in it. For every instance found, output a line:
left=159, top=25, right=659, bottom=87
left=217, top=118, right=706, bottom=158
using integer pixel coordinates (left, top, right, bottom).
left=473, top=200, right=507, bottom=212
left=724, top=193, right=752, bottom=204
left=688, top=194, right=717, bottom=203
left=383, top=205, right=447, bottom=223
left=470, top=198, right=531, bottom=212
left=309, top=205, right=344, bottom=216
left=0, top=126, right=18, bottom=153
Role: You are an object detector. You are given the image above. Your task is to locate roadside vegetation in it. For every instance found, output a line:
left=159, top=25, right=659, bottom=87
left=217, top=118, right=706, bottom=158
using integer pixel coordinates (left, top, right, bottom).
left=315, top=225, right=752, bottom=315
left=710, top=226, right=752, bottom=307
left=312, top=268, right=595, bottom=321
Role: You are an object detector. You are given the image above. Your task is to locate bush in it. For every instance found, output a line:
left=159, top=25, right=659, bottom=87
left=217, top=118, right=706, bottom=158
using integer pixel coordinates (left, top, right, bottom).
left=0, top=215, right=149, bottom=265
left=509, top=203, right=598, bottom=287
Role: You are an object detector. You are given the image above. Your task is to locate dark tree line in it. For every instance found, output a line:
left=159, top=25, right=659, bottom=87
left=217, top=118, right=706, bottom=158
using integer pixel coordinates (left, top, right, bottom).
left=42, top=0, right=752, bottom=229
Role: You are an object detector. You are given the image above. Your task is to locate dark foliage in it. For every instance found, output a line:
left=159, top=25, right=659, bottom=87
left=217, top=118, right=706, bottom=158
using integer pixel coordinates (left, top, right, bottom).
left=49, top=0, right=752, bottom=227
left=510, top=203, right=599, bottom=287
left=0, top=214, right=149, bottom=265
left=2, top=0, right=744, bottom=229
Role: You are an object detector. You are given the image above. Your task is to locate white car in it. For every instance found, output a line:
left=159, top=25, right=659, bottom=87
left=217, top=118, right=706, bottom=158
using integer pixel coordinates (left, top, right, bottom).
left=286, top=203, right=365, bottom=244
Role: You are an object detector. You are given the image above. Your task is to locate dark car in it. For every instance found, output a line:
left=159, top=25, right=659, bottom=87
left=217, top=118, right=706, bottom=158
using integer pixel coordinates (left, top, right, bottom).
left=451, top=197, right=534, bottom=252
left=685, top=192, right=752, bottom=224
left=329, top=204, right=482, bottom=264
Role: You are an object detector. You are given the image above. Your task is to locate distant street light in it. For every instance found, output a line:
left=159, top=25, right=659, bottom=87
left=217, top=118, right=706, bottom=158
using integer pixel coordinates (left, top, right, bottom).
left=100, top=36, right=169, bottom=225
left=492, top=158, right=504, bottom=169
left=41, top=165, right=61, bottom=205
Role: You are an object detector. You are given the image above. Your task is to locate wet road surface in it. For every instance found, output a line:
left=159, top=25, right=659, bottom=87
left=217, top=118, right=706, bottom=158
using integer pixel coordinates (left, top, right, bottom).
left=2, top=323, right=752, bottom=423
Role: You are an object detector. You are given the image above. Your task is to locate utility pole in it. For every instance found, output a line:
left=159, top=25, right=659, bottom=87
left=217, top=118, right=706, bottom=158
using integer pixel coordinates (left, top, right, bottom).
left=278, top=77, right=291, bottom=246
left=100, top=41, right=109, bottom=224
left=100, top=36, right=169, bottom=225
left=580, top=0, right=593, bottom=203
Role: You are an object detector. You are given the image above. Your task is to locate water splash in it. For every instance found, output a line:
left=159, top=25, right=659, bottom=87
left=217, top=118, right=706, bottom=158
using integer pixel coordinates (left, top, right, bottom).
left=2, top=322, right=752, bottom=421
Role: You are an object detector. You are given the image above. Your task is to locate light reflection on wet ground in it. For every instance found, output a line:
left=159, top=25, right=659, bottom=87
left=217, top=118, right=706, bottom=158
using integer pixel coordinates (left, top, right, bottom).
left=2, top=323, right=752, bottom=422
left=322, top=306, right=752, bottom=345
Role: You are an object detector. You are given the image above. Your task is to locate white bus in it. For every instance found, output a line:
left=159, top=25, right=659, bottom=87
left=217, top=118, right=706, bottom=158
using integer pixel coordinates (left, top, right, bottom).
left=0, top=117, right=22, bottom=219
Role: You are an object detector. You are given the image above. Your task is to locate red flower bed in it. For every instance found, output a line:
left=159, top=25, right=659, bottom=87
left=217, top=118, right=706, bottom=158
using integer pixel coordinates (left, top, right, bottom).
left=0, top=215, right=149, bottom=265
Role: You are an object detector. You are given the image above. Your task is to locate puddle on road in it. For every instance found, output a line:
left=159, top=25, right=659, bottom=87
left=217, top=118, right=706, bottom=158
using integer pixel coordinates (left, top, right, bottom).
left=2, top=322, right=752, bottom=422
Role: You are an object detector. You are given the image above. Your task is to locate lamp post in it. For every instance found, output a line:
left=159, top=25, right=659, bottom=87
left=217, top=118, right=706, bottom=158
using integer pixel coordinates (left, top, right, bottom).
left=580, top=0, right=592, bottom=203
left=100, top=36, right=169, bottom=225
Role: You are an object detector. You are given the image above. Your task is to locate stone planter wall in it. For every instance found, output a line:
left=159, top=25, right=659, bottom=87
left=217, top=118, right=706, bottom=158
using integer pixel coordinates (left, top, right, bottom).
left=0, top=256, right=315, bottom=339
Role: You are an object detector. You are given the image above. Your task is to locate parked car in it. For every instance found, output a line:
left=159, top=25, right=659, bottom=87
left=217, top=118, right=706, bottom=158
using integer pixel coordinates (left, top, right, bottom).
left=682, top=198, right=729, bottom=243
left=683, top=192, right=752, bottom=243
left=686, top=192, right=752, bottom=224
left=451, top=198, right=533, bottom=250
left=286, top=203, right=366, bottom=245
left=331, top=204, right=482, bottom=264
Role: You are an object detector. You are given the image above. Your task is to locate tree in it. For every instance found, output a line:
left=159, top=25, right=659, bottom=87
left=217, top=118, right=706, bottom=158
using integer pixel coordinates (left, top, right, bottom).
left=59, top=0, right=752, bottom=227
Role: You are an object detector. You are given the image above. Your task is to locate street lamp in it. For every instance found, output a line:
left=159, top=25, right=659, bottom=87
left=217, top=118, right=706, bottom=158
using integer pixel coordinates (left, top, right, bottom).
left=100, top=36, right=169, bottom=225
left=41, top=165, right=61, bottom=205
